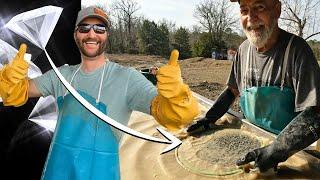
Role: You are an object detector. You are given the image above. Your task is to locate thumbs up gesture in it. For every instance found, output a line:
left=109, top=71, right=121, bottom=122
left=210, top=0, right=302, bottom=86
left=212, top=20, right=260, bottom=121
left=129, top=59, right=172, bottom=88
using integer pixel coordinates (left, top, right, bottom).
left=152, top=50, right=199, bottom=131
left=156, top=50, right=183, bottom=98
left=167, top=49, right=179, bottom=66
left=2, top=44, right=29, bottom=84
left=0, top=44, right=30, bottom=107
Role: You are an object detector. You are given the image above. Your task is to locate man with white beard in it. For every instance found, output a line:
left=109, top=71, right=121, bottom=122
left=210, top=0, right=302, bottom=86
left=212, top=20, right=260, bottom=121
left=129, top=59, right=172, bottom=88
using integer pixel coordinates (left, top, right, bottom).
left=187, top=0, right=320, bottom=173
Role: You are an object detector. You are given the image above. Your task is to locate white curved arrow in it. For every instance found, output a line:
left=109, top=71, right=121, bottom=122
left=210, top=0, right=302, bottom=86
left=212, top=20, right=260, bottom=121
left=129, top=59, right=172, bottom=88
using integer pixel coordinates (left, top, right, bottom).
left=44, top=50, right=181, bottom=154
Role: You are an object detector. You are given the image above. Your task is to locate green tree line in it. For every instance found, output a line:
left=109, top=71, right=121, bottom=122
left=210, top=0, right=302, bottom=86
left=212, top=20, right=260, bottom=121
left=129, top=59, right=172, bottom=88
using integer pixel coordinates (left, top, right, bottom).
left=107, top=18, right=245, bottom=59
left=101, top=0, right=244, bottom=59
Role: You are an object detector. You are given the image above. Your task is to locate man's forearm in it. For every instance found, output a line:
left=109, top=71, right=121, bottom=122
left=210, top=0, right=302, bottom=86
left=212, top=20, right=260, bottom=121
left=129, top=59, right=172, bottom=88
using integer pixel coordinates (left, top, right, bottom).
left=275, top=106, right=320, bottom=159
left=205, top=86, right=238, bottom=121
left=187, top=86, right=239, bottom=133
left=236, top=106, right=320, bottom=172
left=28, top=79, right=42, bottom=98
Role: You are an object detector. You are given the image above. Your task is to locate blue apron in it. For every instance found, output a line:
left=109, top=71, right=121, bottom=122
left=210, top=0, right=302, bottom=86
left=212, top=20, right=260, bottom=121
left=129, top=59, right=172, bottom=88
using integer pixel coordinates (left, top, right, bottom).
left=240, top=36, right=298, bottom=134
left=42, top=63, right=120, bottom=180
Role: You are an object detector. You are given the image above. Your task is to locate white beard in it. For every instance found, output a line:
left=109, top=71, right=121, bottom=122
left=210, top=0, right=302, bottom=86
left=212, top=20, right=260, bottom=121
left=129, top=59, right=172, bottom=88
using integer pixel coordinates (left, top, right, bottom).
left=243, top=19, right=277, bottom=48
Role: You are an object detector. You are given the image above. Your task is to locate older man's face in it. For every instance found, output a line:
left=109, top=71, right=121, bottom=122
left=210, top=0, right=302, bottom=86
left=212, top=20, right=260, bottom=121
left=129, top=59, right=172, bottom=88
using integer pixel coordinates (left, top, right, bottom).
left=239, top=0, right=280, bottom=48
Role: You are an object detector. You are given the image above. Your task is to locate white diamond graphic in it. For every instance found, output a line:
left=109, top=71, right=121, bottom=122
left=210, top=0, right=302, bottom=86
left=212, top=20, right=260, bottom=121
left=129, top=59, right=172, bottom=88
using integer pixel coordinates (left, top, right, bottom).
left=3, top=6, right=62, bottom=126
left=5, top=6, right=62, bottom=49
left=29, top=96, right=58, bottom=132
left=0, top=38, right=17, bottom=67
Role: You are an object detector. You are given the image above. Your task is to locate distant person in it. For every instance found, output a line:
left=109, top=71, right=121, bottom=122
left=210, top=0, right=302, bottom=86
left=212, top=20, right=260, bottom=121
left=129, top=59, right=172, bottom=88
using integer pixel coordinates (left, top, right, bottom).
left=211, top=51, right=216, bottom=59
left=0, top=6, right=199, bottom=180
left=187, top=0, right=320, bottom=173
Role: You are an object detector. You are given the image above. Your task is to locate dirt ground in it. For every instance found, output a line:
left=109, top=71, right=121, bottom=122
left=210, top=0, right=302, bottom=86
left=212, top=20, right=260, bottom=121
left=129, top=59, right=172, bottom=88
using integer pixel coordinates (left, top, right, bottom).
left=108, top=54, right=240, bottom=112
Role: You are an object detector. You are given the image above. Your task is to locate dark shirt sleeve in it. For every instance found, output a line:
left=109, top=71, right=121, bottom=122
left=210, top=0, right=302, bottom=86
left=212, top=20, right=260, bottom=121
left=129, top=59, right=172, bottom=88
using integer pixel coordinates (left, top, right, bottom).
left=227, top=61, right=237, bottom=88
left=293, top=40, right=320, bottom=112
left=227, top=52, right=241, bottom=92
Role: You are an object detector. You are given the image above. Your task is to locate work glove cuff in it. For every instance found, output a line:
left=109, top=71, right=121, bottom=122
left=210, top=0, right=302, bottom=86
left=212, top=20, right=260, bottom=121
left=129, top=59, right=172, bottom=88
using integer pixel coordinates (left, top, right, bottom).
left=2, top=79, right=29, bottom=107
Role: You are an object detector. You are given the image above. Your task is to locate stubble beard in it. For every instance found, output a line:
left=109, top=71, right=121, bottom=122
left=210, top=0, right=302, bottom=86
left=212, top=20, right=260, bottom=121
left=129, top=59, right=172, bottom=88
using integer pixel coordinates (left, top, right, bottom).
left=75, top=38, right=107, bottom=58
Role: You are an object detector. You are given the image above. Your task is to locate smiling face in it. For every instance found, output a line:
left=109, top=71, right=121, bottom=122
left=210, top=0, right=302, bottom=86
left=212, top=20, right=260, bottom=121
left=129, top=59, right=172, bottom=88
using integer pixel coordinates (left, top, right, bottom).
left=239, top=0, right=281, bottom=48
left=74, top=17, right=108, bottom=59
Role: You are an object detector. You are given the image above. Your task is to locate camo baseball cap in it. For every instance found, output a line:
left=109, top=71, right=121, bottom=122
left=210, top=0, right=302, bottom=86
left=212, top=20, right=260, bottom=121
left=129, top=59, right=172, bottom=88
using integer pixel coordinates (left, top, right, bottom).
left=75, top=6, right=111, bottom=29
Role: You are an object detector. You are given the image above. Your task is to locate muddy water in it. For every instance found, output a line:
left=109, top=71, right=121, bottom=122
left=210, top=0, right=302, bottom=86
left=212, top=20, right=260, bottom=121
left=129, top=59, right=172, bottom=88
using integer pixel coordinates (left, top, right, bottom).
left=177, top=129, right=263, bottom=177
left=120, top=108, right=320, bottom=179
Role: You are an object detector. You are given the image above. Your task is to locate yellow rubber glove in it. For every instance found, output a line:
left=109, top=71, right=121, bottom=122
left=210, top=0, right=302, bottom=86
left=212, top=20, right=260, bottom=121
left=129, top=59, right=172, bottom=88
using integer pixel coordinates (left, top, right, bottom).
left=0, top=44, right=29, bottom=107
left=151, top=50, right=200, bottom=131
left=2, top=79, right=29, bottom=107
left=1, top=44, right=28, bottom=84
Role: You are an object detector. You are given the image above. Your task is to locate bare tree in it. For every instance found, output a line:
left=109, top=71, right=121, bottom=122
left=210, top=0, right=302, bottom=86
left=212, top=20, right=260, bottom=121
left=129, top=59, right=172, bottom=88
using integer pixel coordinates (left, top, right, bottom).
left=111, top=0, right=140, bottom=52
left=194, top=0, right=238, bottom=49
left=280, top=0, right=320, bottom=40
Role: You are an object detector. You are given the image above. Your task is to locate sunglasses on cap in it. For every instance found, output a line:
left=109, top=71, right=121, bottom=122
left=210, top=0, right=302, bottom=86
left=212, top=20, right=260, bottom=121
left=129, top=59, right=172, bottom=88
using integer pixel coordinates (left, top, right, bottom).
left=77, top=24, right=107, bottom=34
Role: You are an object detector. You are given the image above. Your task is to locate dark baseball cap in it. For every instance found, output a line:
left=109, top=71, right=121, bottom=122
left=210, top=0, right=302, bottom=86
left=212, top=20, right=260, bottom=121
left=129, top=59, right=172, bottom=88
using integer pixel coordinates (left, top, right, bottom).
left=75, top=6, right=111, bottom=28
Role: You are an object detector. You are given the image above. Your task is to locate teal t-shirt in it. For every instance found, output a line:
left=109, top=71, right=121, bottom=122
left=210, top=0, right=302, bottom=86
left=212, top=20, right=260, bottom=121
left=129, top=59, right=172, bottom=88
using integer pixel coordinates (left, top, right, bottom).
left=33, top=61, right=157, bottom=140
